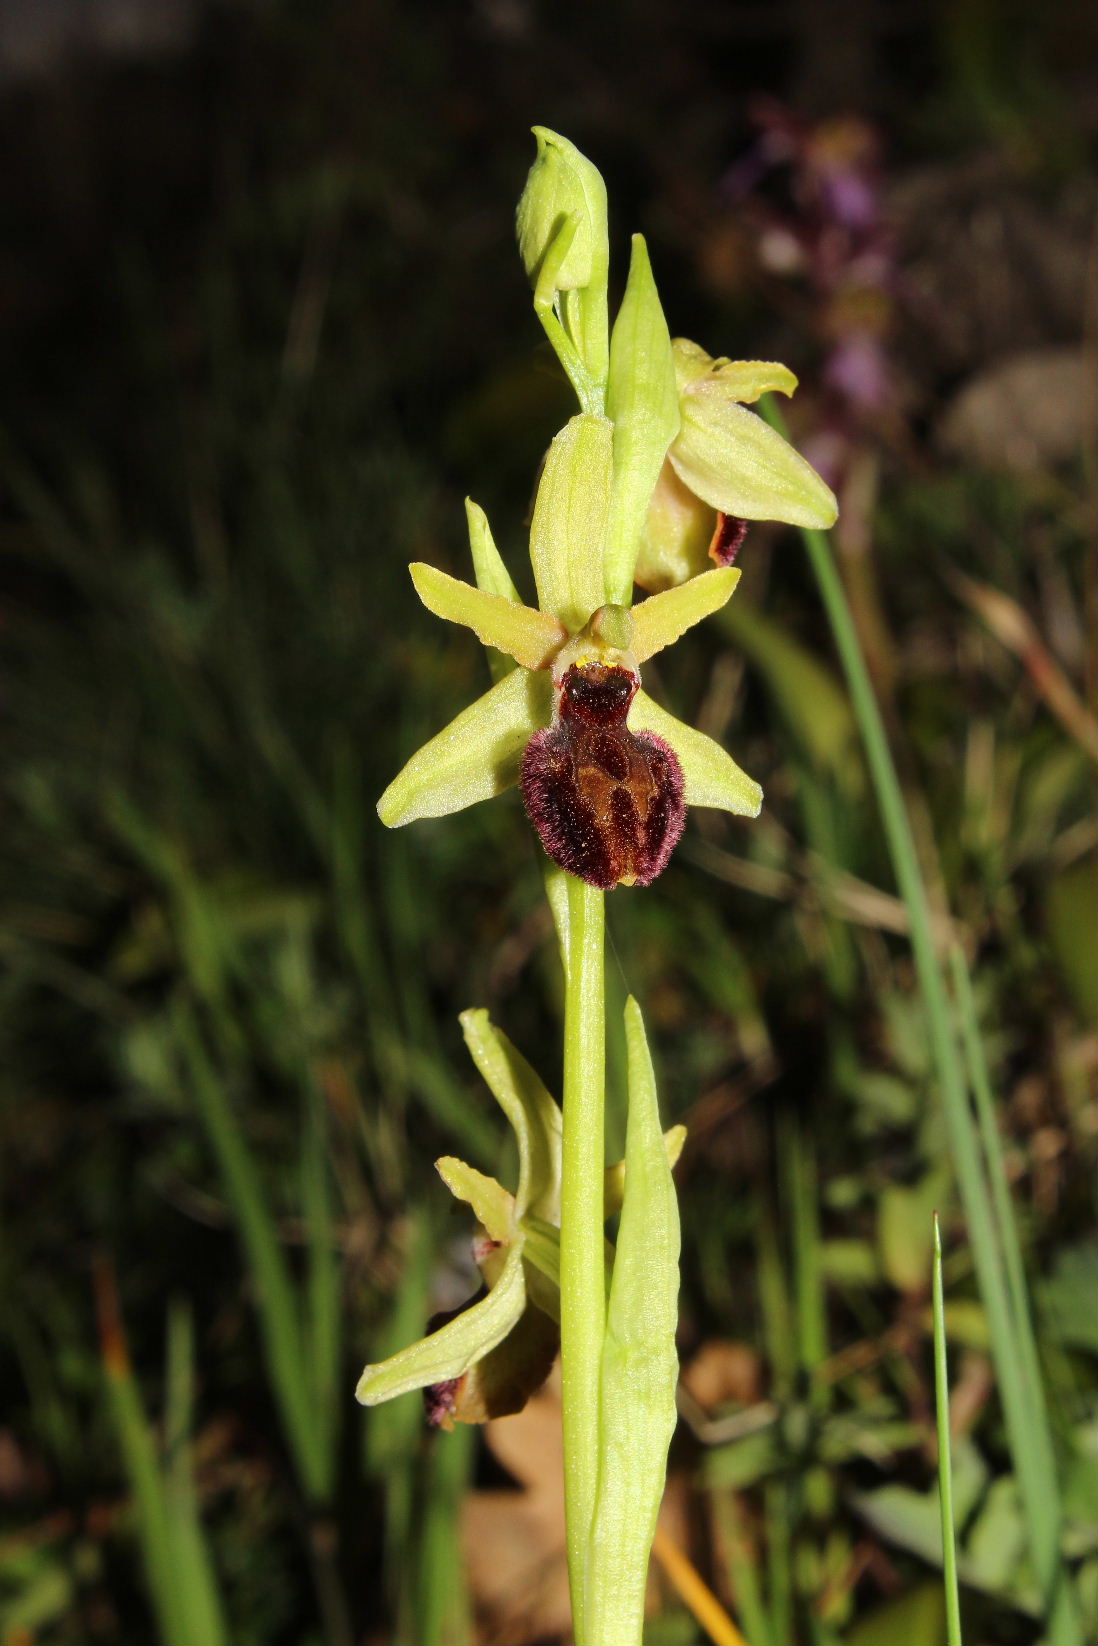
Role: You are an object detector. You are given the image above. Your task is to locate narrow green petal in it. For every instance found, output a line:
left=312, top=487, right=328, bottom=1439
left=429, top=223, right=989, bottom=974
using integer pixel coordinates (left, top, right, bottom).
left=354, top=1241, right=526, bottom=1406
left=410, top=563, right=565, bottom=670
left=377, top=667, right=551, bottom=826
left=670, top=393, right=838, bottom=528
left=435, top=1157, right=514, bottom=1245
left=672, top=339, right=798, bottom=403
left=465, top=498, right=520, bottom=601
left=587, top=998, right=680, bottom=1641
left=631, top=689, right=762, bottom=817
left=604, top=1124, right=687, bottom=1219
left=529, top=413, right=614, bottom=631
left=631, top=567, right=740, bottom=663
left=459, top=1010, right=563, bottom=1223
left=603, top=234, right=680, bottom=604
left=708, top=359, right=799, bottom=402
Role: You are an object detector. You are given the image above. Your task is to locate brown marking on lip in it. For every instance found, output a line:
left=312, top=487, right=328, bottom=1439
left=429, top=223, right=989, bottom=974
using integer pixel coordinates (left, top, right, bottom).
left=521, top=663, right=686, bottom=889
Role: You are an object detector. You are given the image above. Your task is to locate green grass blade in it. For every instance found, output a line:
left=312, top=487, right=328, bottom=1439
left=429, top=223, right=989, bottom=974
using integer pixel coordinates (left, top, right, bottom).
left=95, top=1264, right=178, bottom=1646
left=933, top=1216, right=964, bottom=1646
left=302, top=1078, right=342, bottom=1473
left=164, top=1300, right=230, bottom=1646
left=414, top=1424, right=474, bottom=1646
left=712, top=1489, right=774, bottom=1646
left=760, top=395, right=1081, bottom=1646
left=948, top=945, right=1046, bottom=1417
left=174, top=1004, right=324, bottom=1500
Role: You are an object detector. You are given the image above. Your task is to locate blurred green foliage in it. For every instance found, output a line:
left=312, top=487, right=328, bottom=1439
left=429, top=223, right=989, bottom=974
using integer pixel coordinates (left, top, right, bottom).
left=1, top=2, right=1093, bottom=1643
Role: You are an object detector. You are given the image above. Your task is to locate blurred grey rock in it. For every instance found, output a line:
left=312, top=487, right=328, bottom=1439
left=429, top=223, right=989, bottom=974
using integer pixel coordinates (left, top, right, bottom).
left=938, top=347, right=1093, bottom=471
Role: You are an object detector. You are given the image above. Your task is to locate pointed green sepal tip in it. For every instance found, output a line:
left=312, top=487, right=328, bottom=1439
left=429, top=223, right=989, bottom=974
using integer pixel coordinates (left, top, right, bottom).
left=435, top=1156, right=514, bottom=1245
left=465, top=498, right=519, bottom=602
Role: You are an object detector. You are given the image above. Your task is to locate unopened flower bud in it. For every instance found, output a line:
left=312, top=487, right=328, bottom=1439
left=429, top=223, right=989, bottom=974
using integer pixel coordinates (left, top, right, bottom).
left=516, top=127, right=606, bottom=292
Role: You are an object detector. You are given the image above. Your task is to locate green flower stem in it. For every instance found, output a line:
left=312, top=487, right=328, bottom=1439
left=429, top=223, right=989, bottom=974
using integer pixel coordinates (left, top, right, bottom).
left=559, top=875, right=607, bottom=1642
left=760, top=396, right=1080, bottom=1645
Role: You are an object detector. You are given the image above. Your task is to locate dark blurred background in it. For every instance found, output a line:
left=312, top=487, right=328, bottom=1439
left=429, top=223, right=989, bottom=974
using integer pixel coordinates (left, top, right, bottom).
left=1, top=3, right=1094, bottom=1644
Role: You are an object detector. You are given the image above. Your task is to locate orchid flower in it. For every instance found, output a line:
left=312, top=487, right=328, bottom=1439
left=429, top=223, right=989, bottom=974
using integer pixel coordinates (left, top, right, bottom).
left=635, top=340, right=839, bottom=592
left=355, top=1007, right=684, bottom=1427
left=377, top=133, right=834, bottom=888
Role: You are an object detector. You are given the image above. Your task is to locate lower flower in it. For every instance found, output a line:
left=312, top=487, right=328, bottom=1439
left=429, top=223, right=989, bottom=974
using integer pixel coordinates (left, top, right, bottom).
left=354, top=1008, right=685, bottom=1427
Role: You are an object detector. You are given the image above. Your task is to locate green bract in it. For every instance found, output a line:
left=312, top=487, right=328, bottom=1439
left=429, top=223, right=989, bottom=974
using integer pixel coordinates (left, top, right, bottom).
left=603, top=234, right=680, bottom=604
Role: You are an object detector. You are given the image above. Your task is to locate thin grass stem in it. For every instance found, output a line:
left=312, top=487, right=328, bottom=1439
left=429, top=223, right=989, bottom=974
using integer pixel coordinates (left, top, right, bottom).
left=933, top=1215, right=964, bottom=1646
left=761, top=392, right=1080, bottom=1645
left=948, top=945, right=1045, bottom=1414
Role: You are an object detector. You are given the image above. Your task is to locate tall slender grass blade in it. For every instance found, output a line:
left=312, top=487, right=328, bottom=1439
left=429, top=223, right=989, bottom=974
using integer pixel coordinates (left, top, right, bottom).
left=933, top=1215, right=964, bottom=1646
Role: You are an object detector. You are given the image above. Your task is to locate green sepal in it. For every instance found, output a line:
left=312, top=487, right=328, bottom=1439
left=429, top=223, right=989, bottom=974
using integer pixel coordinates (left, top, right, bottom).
left=603, top=234, right=680, bottom=604
left=435, top=1156, right=514, bottom=1245
left=630, top=690, right=763, bottom=817
left=587, top=997, right=681, bottom=1641
left=631, top=567, right=740, bottom=663
left=409, top=563, right=565, bottom=670
left=529, top=413, right=614, bottom=632
left=459, top=1010, right=563, bottom=1224
left=516, top=128, right=610, bottom=412
left=355, top=1240, right=526, bottom=1406
left=377, top=666, right=552, bottom=827
left=466, top=497, right=520, bottom=602
left=670, top=389, right=838, bottom=529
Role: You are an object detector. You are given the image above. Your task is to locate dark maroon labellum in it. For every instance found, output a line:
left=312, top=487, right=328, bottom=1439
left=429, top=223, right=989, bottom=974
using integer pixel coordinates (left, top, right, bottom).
left=709, top=513, right=748, bottom=567
left=424, top=1375, right=462, bottom=1429
left=520, top=662, right=686, bottom=890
